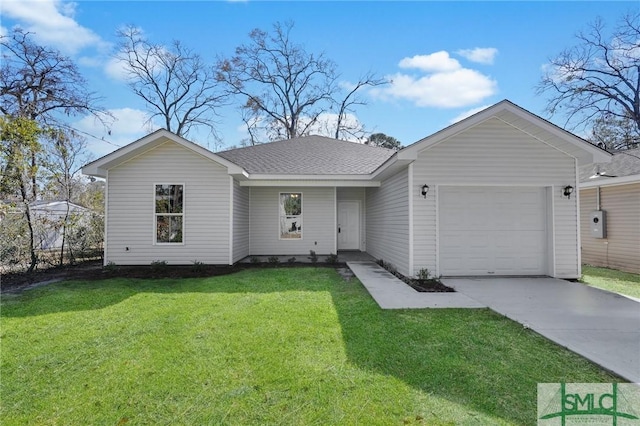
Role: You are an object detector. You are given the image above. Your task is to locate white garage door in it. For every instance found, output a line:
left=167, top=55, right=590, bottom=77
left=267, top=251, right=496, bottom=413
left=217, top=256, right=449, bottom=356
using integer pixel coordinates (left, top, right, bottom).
left=439, top=186, right=547, bottom=276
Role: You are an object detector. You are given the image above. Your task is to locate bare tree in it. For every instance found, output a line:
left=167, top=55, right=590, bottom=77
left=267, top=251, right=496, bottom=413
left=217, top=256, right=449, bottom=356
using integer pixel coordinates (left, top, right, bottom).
left=218, top=22, right=386, bottom=143
left=1, top=28, right=107, bottom=198
left=589, top=114, right=640, bottom=150
left=115, top=26, right=227, bottom=138
left=217, top=21, right=340, bottom=141
left=334, top=73, right=387, bottom=140
left=538, top=12, right=640, bottom=137
left=0, top=29, right=105, bottom=125
left=42, top=130, right=89, bottom=265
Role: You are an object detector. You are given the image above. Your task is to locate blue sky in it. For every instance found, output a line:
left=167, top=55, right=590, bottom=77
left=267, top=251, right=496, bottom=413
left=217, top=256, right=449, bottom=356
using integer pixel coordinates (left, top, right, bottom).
left=2, top=1, right=636, bottom=158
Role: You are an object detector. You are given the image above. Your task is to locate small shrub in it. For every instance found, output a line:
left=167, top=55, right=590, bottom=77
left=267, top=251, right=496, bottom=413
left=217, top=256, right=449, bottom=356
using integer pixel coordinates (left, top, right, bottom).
left=104, top=261, right=118, bottom=272
left=250, top=256, right=260, bottom=264
left=151, top=260, right=168, bottom=272
left=308, top=250, right=318, bottom=264
left=376, top=258, right=385, bottom=268
left=287, top=256, right=297, bottom=264
left=267, top=256, right=280, bottom=265
left=326, top=253, right=339, bottom=264
left=192, top=260, right=205, bottom=271
left=417, top=268, right=431, bottom=281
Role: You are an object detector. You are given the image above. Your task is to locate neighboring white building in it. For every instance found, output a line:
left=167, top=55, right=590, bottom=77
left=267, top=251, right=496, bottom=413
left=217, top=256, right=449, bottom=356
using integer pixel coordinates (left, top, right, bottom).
left=29, top=201, right=93, bottom=250
left=82, top=100, right=610, bottom=279
left=579, top=148, right=640, bottom=274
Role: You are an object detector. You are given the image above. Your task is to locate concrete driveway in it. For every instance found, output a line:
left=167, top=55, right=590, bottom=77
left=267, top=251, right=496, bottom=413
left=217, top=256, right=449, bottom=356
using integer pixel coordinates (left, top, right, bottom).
left=442, top=277, right=640, bottom=383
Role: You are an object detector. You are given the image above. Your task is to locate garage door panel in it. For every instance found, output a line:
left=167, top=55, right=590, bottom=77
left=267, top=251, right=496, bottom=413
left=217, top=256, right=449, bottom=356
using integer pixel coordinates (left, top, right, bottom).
left=439, top=186, right=547, bottom=276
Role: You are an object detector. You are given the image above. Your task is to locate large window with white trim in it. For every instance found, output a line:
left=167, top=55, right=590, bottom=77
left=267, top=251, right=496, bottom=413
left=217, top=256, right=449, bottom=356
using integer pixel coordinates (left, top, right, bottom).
left=279, top=192, right=302, bottom=239
left=155, top=184, right=184, bottom=243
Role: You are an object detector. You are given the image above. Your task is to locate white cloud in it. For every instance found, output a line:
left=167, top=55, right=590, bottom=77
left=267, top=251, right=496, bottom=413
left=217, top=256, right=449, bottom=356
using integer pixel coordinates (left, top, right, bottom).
left=75, top=108, right=158, bottom=158
left=104, top=57, right=130, bottom=81
left=2, top=0, right=105, bottom=54
left=373, top=67, right=497, bottom=108
left=372, top=50, right=498, bottom=108
left=449, top=105, right=491, bottom=124
left=457, top=48, right=498, bottom=65
left=399, top=51, right=461, bottom=72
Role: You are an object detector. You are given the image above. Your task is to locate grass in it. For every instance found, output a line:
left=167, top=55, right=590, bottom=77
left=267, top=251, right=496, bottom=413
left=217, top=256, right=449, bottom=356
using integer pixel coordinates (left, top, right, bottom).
left=581, top=265, right=640, bottom=299
left=1, top=268, right=617, bottom=425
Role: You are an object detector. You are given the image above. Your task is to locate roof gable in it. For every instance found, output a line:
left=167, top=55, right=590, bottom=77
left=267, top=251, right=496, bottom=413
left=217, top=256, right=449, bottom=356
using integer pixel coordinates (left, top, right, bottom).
left=82, top=129, right=244, bottom=178
left=397, top=100, right=611, bottom=166
left=216, top=135, right=395, bottom=175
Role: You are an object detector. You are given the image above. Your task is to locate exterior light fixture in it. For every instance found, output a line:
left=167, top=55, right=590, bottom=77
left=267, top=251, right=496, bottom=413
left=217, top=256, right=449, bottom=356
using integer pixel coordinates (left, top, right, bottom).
left=563, top=185, right=574, bottom=199
left=421, top=184, right=429, bottom=198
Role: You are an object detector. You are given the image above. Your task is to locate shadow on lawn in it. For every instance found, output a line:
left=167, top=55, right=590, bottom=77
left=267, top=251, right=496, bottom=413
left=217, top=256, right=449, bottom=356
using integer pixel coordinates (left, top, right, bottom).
left=2, top=267, right=614, bottom=424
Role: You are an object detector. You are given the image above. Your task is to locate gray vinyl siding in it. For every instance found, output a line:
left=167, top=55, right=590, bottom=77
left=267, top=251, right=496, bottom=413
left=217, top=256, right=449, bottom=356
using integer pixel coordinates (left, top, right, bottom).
left=249, top=187, right=335, bottom=255
left=337, top=187, right=366, bottom=251
left=412, top=117, right=579, bottom=278
left=232, top=180, right=250, bottom=262
left=366, top=169, right=410, bottom=275
left=580, top=184, right=640, bottom=274
left=106, top=141, right=230, bottom=265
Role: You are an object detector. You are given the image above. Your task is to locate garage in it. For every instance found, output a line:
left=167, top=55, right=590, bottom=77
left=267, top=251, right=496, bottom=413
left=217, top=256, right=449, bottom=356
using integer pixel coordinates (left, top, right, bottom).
left=439, top=186, right=548, bottom=276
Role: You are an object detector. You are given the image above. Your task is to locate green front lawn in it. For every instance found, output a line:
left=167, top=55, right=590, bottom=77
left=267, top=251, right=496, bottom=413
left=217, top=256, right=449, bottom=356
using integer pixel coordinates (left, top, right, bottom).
left=1, top=268, right=616, bottom=425
left=581, top=265, right=640, bottom=299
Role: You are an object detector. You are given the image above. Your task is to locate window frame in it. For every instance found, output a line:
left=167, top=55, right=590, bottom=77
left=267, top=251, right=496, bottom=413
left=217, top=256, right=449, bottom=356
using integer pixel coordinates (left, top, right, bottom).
left=278, top=192, right=303, bottom=240
left=153, top=183, right=185, bottom=245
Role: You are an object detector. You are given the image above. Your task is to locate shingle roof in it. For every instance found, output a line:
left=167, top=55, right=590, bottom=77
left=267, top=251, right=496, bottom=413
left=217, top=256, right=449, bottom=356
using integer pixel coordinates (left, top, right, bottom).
left=216, top=135, right=396, bottom=175
left=579, top=148, right=640, bottom=182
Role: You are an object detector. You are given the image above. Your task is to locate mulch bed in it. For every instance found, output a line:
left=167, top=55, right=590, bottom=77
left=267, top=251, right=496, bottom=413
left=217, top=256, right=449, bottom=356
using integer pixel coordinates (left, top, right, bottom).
left=406, top=279, right=455, bottom=293
left=1, top=261, right=347, bottom=294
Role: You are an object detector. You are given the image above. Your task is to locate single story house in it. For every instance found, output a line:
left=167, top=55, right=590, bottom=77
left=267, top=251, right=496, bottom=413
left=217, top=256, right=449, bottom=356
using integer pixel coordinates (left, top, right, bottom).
left=82, top=100, right=610, bottom=279
left=579, top=148, right=640, bottom=274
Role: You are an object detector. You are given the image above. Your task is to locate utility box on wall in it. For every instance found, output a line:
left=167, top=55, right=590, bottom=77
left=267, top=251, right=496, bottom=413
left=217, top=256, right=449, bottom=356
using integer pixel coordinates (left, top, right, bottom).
left=590, top=210, right=606, bottom=239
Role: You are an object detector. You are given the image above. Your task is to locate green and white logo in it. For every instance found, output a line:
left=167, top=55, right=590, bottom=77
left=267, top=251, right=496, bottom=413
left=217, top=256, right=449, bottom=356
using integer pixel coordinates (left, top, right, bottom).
left=538, top=383, right=640, bottom=425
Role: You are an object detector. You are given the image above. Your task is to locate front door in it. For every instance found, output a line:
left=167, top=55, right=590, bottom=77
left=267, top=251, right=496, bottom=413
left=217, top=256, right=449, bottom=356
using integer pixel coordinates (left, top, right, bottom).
left=337, top=201, right=360, bottom=250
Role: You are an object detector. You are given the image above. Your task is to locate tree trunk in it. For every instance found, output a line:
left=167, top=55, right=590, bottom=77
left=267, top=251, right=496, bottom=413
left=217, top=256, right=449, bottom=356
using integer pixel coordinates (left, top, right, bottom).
left=59, top=202, right=71, bottom=266
left=21, top=195, right=38, bottom=273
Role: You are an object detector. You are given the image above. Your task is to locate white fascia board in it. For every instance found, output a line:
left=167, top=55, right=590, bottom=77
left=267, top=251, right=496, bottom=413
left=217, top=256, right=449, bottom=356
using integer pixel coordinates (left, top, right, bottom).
left=370, top=157, right=413, bottom=180
left=497, top=103, right=612, bottom=164
left=246, top=173, right=373, bottom=180
left=580, top=174, right=640, bottom=188
left=239, top=179, right=381, bottom=187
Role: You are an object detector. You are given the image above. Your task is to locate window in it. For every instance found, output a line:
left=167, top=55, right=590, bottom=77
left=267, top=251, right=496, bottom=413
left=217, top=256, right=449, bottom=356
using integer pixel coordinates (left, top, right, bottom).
left=279, top=192, right=302, bottom=239
left=155, top=184, right=184, bottom=243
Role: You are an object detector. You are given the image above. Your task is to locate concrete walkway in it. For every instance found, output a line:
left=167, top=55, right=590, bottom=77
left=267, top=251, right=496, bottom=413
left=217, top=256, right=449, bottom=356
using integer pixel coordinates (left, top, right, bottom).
left=346, top=261, right=485, bottom=309
left=444, top=277, right=640, bottom=383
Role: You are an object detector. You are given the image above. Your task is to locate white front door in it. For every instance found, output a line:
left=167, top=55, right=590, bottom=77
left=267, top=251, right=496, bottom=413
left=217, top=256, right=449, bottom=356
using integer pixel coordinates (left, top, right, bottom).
left=337, top=201, right=360, bottom=250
